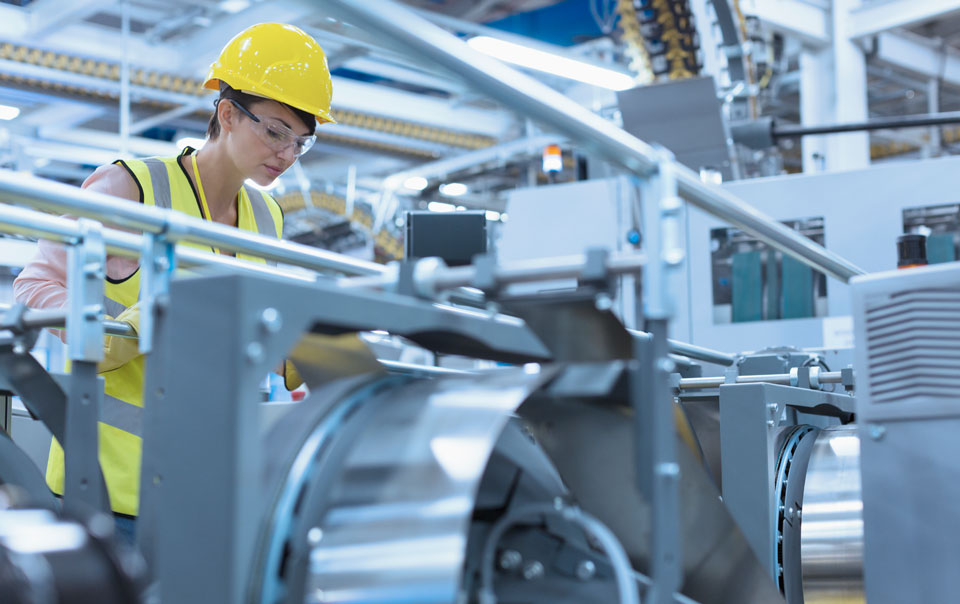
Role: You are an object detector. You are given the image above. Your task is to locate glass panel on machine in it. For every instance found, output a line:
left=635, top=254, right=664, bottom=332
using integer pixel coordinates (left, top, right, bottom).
left=710, top=216, right=828, bottom=324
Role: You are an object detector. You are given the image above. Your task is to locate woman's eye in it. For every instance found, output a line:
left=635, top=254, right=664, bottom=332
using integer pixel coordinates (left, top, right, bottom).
left=266, top=127, right=287, bottom=142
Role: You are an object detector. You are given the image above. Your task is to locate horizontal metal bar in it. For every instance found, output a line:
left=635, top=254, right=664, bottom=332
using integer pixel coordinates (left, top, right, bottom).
left=677, top=371, right=843, bottom=390
left=0, top=204, right=319, bottom=283
left=379, top=359, right=477, bottom=376
left=325, top=0, right=866, bottom=284
left=773, top=110, right=960, bottom=137
left=0, top=170, right=385, bottom=277
left=429, top=252, right=647, bottom=292
left=0, top=305, right=135, bottom=338
left=630, top=330, right=737, bottom=366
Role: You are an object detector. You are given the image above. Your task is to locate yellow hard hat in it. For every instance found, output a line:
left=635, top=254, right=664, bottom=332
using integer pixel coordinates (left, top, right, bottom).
left=204, top=22, right=336, bottom=124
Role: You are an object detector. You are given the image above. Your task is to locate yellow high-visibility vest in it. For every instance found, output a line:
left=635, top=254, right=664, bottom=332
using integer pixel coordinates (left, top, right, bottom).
left=47, top=147, right=283, bottom=516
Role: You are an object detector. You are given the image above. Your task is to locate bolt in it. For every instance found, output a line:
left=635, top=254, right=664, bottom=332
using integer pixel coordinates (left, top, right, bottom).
left=553, top=496, right=565, bottom=511
left=260, top=308, right=283, bottom=334
left=522, top=560, right=544, bottom=581
left=869, top=424, right=887, bottom=440
left=307, top=527, right=323, bottom=546
left=246, top=342, right=264, bottom=364
left=11, top=342, right=25, bottom=355
left=766, top=402, right=778, bottom=415
left=767, top=419, right=776, bottom=427
left=154, top=256, right=171, bottom=272
left=499, top=549, right=522, bottom=571
left=594, top=293, right=613, bottom=311
left=575, top=559, right=596, bottom=581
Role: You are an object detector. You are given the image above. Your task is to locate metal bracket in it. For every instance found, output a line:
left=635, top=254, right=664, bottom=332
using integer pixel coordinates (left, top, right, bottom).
left=639, top=148, right=686, bottom=321
left=66, top=218, right=106, bottom=363
left=139, top=231, right=176, bottom=354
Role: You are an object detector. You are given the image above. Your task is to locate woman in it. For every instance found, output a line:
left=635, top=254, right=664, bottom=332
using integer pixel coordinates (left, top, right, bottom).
left=13, top=22, right=334, bottom=539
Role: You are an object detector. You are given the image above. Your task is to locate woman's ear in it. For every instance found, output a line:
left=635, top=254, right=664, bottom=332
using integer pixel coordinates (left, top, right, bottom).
left=217, top=99, right=235, bottom=134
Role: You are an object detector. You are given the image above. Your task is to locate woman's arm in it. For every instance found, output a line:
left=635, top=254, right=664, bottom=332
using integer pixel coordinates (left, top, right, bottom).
left=13, top=164, right=142, bottom=314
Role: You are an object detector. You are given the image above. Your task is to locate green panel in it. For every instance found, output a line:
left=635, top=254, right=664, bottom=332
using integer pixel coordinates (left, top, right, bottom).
left=765, top=249, right=780, bottom=320
left=926, top=234, right=956, bottom=265
left=782, top=255, right=814, bottom=319
left=732, top=251, right=763, bottom=323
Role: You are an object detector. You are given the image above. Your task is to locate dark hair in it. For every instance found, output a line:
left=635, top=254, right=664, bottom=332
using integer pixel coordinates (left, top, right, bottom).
left=206, top=84, right=316, bottom=139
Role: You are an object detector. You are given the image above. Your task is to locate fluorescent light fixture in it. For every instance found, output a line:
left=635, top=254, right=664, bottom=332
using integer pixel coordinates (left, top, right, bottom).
left=485, top=210, right=501, bottom=221
left=0, top=104, right=20, bottom=121
left=427, top=201, right=456, bottom=212
left=456, top=205, right=466, bottom=211
left=403, top=176, right=429, bottom=191
left=467, top=36, right=635, bottom=91
left=439, top=182, right=468, bottom=197
left=176, top=137, right=205, bottom=150
left=246, top=178, right=281, bottom=191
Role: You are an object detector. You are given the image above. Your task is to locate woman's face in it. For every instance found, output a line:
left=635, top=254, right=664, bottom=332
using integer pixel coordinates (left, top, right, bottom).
left=222, top=98, right=314, bottom=186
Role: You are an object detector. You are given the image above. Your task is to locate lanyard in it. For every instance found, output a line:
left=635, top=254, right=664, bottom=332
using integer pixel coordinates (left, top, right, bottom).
left=191, top=152, right=222, bottom=255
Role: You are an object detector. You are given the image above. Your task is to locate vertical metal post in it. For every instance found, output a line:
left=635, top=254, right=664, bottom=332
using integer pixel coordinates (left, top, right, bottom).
left=64, top=219, right=108, bottom=514
left=926, top=77, right=941, bottom=158
left=0, top=393, right=10, bottom=435
left=139, top=232, right=176, bottom=354
left=635, top=148, right=686, bottom=604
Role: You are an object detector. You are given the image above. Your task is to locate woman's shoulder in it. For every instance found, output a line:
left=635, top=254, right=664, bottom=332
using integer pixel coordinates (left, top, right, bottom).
left=82, top=162, right=141, bottom=203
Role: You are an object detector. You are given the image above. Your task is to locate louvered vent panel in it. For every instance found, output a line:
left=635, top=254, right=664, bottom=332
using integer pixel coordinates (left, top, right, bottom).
left=865, top=289, right=960, bottom=404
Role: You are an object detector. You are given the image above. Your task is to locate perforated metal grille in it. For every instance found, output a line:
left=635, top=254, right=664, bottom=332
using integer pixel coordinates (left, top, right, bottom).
left=865, top=289, right=960, bottom=403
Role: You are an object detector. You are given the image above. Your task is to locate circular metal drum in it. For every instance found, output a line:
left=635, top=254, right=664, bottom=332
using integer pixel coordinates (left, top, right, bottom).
left=776, top=424, right=864, bottom=604
left=800, top=426, right=864, bottom=604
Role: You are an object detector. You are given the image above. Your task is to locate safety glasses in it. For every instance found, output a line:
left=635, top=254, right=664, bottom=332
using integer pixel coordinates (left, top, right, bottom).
left=226, top=99, right=316, bottom=157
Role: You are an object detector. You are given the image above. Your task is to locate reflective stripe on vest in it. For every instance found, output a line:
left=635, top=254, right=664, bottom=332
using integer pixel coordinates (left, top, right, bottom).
left=102, top=393, right=143, bottom=438
left=142, top=158, right=173, bottom=210
left=102, top=297, right=128, bottom=319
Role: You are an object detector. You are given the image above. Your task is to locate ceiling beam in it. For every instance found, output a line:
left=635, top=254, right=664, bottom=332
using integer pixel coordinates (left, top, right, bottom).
left=847, top=0, right=960, bottom=40
left=29, top=0, right=112, bottom=40
left=867, top=31, right=960, bottom=89
left=743, top=0, right=830, bottom=47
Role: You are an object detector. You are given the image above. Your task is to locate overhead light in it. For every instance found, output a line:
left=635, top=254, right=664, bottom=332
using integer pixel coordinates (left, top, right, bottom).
left=456, top=205, right=466, bottom=211
left=0, top=104, right=20, bottom=121
left=485, top=210, right=501, bottom=221
left=500, top=213, right=509, bottom=222
left=403, top=176, right=429, bottom=191
left=439, top=182, right=468, bottom=197
left=176, top=137, right=205, bottom=150
left=427, top=201, right=456, bottom=212
left=467, top=36, right=635, bottom=91
left=218, top=0, right=250, bottom=13
left=246, top=178, right=281, bottom=191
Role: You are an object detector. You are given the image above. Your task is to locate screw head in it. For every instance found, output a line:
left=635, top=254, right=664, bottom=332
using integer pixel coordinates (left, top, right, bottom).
left=522, top=560, right=544, bottom=581
left=307, top=527, right=323, bottom=546
left=246, top=342, right=265, bottom=364
left=575, top=559, right=596, bottom=581
left=869, top=424, right=887, bottom=440
left=499, top=549, right=522, bottom=571
left=594, top=293, right=613, bottom=311
left=260, top=307, right=283, bottom=334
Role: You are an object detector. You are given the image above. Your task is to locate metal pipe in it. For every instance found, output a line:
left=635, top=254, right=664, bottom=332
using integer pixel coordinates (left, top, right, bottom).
left=324, top=0, right=865, bottom=284
left=429, top=252, right=647, bottom=291
left=676, top=371, right=843, bottom=390
left=0, top=204, right=317, bottom=282
left=774, top=110, right=960, bottom=138
left=0, top=171, right=385, bottom=277
left=0, top=305, right=135, bottom=338
left=629, top=330, right=737, bottom=366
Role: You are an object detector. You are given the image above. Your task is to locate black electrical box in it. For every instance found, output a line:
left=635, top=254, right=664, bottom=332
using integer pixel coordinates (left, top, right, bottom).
left=404, top=211, right=487, bottom=267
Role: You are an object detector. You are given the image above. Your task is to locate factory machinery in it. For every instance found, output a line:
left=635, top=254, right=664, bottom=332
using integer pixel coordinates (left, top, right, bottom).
left=0, top=1, right=957, bottom=603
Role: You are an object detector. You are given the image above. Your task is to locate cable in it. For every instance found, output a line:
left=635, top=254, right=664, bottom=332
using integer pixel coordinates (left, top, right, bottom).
left=477, top=501, right=639, bottom=604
